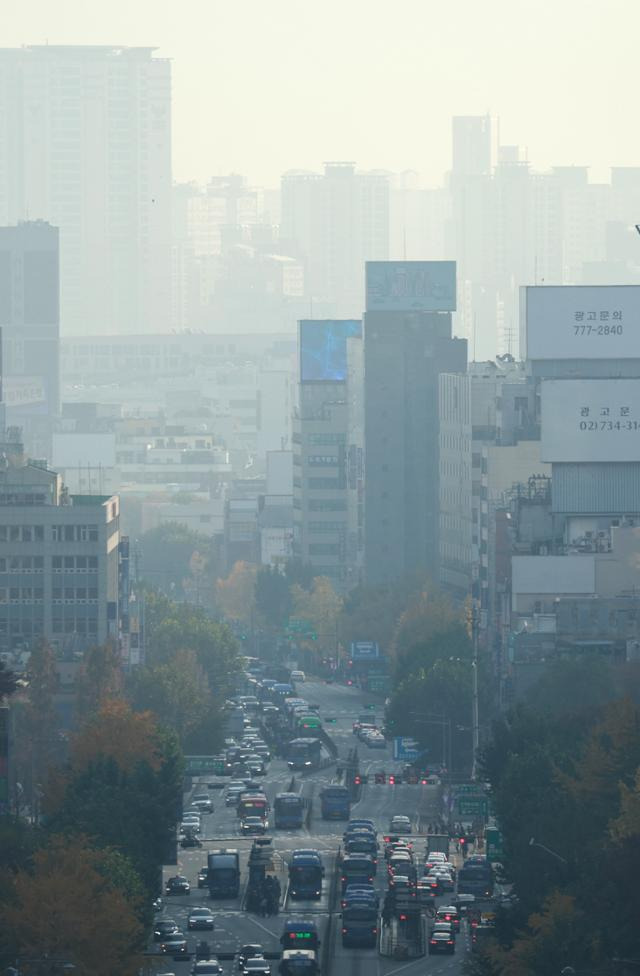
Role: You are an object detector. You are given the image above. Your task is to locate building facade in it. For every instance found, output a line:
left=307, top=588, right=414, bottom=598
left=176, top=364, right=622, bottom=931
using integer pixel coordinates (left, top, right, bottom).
left=0, top=461, right=120, bottom=658
left=0, top=46, right=171, bottom=335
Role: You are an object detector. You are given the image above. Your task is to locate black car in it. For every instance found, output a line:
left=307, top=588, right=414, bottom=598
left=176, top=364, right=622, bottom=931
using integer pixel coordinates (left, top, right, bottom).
left=428, top=931, right=455, bottom=955
left=154, top=919, right=179, bottom=942
left=188, top=908, right=215, bottom=930
left=165, top=875, right=190, bottom=895
left=197, top=866, right=209, bottom=888
left=238, top=944, right=263, bottom=971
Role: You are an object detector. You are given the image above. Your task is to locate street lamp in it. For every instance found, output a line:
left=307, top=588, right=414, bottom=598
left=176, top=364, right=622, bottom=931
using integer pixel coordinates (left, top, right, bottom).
left=529, top=836, right=567, bottom=865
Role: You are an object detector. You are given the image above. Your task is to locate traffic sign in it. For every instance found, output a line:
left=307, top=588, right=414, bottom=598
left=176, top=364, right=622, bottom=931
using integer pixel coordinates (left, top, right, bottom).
left=457, top=797, right=489, bottom=817
left=485, top=827, right=503, bottom=863
left=393, top=737, right=422, bottom=761
left=185, top=755, right=225, bottom=776
left=455, top=783, right=486, bottom=795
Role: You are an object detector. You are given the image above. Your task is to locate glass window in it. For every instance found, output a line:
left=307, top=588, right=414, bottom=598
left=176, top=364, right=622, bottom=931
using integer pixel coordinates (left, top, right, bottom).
left=52, top=556, right=62, bottom=571
left=34, top=526, right=43, bottom=542
left=89, top=587, right=98, bottom=600
left=22, top=526, right=32, bottom=542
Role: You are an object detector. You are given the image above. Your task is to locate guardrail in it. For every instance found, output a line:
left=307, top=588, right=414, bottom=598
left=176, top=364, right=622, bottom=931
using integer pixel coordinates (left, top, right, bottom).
left=321, top=851, right=340, bottom=976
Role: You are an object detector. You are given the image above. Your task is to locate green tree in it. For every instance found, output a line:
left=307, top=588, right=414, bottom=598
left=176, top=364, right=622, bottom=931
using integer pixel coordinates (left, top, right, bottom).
left=130, top=649, right=223, bottom=751
left=290, top=576, right=343, bottom=654
left=14, top=640, right=60, bottom=823
left=140, top=521, right=219, bottom=602
left=254, top=560, right=316, bottom=631
left=0, top=660, right=18, bottom=699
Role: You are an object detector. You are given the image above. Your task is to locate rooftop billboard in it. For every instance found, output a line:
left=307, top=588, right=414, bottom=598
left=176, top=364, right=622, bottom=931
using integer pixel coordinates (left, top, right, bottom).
left=299, top=319, right=361, bottom=382
left=522, top=285, right=640, bottom=360
left=541, top=378, right=640, bottom=463
left=365, top=261, right=456, bottom=313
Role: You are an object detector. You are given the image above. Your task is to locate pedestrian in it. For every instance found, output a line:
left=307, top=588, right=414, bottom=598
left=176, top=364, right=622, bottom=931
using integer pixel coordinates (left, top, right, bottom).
left=259, top=894, right=268, bottom=917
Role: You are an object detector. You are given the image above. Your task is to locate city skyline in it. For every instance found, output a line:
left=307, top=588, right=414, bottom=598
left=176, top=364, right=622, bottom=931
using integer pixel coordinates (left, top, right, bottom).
left=4, top=0, right=640, bottom=187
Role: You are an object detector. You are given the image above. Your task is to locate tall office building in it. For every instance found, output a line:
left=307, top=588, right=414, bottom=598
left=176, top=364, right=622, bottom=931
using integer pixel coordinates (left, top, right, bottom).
left=281, top=163, right=389, bottom=316
left=363, top=261, right=468, bottom=589
left=0, top=220, right=60, bottom=456
left=293, top=319, right=362, bottom=589
left=451, top=115, right=492, bottom=178
left=0, top=46, right=171, bottom=335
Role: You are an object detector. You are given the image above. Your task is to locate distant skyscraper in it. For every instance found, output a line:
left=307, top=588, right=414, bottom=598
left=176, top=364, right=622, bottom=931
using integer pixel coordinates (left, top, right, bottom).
left=281, top=163, right=389, bottom=316
left=452, top=115, right=492, bottom=178
left=0, top=46, right=171, bottom=336
left=0, top=220, right=60, bottom=455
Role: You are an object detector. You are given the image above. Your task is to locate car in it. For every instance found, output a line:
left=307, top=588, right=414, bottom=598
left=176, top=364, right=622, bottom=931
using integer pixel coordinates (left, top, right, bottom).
left=367, top=734, right=386, bottom=749
left=346, top=819, right=376, bottom=833
left=246, top=756, right=266, bottom=775
left=390, top=816, right=412, bottom=833
left=160, top=932, right=189, bottom=955
left=428, top=931, right=455, bottom=955
left=253, top=744, right=271, bottom=759
left=154, top=919, right=179, bottom=942
left=241, top=816, right=268, bottom=835
left=238, top=944, right=264, bottom=971
left=242, top=959, right=271, bottom=976
left=188, top=907, right=215, bottom=930
left=430, top=921, right=456, bottom=940
left=181, top=832, right=203, bottom=849
left=192, top=961, right=223, bottom=975
left=290, top=670, right=305, bottom=682
left=226, top=788, right=245, bottom=806
left=192, top=794, right=214, bottom=813
left=433, top=871, right=454, bottom=891
left=436, top=906, right=461, bottom=931
left=165, top=875, right=190, bottom=895
left=417, top=877, right=439, bottom=900
left=197, top=866, right=209, bottom=888
left=345, top=837, right=378, bottom=860
left=426, top=774, right=441, bottom=785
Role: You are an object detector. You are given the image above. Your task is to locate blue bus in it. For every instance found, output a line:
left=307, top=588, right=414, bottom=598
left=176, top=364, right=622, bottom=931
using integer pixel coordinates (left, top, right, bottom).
left=286, top=738, right=322, bottom=771
left=320, top=785, right=350, bottom=820
left=274, top=792, right=305, bottom=829
left=288, top=851, right=323, bottom=900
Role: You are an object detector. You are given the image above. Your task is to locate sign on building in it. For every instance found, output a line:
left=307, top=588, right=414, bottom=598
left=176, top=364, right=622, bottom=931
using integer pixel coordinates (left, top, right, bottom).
left=541, top=378, right=640, bottom=463
left=366, top=261, right=456, bottom=312
left=522, top=285, right=640, bottom=360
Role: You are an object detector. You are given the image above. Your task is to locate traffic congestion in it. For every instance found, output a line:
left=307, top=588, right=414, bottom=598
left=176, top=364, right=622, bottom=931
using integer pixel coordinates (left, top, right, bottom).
left=151, top=664, right=499, bottom=976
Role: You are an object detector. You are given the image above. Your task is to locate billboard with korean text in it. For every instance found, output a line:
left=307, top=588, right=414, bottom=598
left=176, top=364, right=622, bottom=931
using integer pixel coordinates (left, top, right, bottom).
left=523, top=285, right=640, bottom=360
left=541, top=379, right=640, bottom=462
left=366, top=261, right=456, bottom=312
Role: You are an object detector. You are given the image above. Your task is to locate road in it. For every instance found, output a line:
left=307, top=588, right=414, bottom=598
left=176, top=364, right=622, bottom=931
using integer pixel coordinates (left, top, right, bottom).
left=153, top=679, right=470, bottom=976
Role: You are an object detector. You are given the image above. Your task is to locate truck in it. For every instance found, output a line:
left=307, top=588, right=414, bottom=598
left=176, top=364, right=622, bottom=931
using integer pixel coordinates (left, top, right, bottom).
left=426, top=834, right=450, bottom=856
left=207, top=849, right=240, bottom=898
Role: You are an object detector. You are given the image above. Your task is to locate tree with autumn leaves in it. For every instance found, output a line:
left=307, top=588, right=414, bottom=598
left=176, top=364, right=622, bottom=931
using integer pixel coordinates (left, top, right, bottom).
left=470, top=686, right=640, bottom=976
left=0, top=835, right=145, bottom=976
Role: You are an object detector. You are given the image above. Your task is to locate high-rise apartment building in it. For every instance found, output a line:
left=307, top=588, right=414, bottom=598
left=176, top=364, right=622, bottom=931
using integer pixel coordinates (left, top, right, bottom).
left=0, top=46, right=171, bottom=335
left=281, top=163, right=389, bottom=316
left=0, top=220, right=60, bottom=456
left=0, top=459, right=120, bottom=657
left=363, top=261, right=468, bottom=589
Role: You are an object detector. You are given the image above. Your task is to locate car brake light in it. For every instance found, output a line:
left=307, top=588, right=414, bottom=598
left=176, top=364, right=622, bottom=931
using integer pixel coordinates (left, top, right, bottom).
left=342, top=928, right=347, bottom=934
left=448, top=940, right=454, bottom=945
left=430, top=940, right=437, bottom=945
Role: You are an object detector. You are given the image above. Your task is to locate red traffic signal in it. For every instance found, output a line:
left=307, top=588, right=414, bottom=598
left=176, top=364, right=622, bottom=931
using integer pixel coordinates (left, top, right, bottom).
left=354, top=775, right=362, bottom=785
left=388, top=774, right=396, bottom=785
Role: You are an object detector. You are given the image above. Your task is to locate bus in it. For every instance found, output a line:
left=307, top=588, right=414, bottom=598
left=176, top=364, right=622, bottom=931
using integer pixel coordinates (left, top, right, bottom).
left=286, top=738, right=322, bottom=771
left=274, top=793, right=305, bottom=829
left=237, top=794, right=269, bottom=822
left=320, top=785, right=350, bottom=820
left=341, top=903, right=379, bottom=948
left=280, top=919, right=320, bottom=952
left=288, top=851, right=323, bottom=900
left=295, top=713, right=323, bottom=736
left=457, top=860, right=495, bottom=898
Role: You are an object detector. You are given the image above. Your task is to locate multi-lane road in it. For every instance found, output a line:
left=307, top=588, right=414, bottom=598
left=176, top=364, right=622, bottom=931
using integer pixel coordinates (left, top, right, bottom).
left=154, top=679, right=470, bottom=976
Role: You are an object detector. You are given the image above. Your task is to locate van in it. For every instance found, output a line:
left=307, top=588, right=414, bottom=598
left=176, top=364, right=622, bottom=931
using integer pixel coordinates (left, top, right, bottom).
left=290, top=670, right=306, bottom=683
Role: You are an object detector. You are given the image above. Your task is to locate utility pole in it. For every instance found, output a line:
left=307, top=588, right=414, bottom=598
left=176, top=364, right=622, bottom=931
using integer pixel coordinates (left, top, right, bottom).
left=471, top=601, right=480, bottom=781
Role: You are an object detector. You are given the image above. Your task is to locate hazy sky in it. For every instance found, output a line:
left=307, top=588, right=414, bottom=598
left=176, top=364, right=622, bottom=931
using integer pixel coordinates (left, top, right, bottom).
left=6, top=0, right=640, bottom=187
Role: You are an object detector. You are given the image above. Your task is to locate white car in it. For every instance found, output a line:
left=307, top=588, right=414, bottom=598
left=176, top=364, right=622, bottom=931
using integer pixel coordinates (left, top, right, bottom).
left=390, top=816, right=412, bottom=834
left=290, top=670, right=305, bottom=682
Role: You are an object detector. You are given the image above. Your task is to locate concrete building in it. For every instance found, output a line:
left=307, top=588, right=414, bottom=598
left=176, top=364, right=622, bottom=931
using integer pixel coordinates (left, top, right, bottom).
left=281, top=163, right=389, bottom=316
left=0, top=221, right=60, bottom=456
left=438, top=372, right=472, bottom=594
left=0, top=46, right=171, bottom=335
left=363, top=261, right=467, bottom=588
left=293, top=320, right=362, bottom=589
left=0, top=459, right=120, bottom=658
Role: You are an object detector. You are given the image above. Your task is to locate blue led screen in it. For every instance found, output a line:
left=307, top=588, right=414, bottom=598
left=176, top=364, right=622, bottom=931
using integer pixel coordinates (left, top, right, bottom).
left=300, top=319, right=362, bottom=382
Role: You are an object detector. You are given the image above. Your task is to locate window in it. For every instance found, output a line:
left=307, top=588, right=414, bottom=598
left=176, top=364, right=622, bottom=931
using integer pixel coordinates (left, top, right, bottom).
left=308, top=478, right=341, bottom=489
left=308, top=543, right=340, bottom=556
left=52, top=556, right=62, bottom=572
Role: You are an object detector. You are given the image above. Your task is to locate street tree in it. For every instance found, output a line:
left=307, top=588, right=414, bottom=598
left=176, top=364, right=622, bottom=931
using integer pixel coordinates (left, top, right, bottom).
left=0, top=835, right=144, bottom=976
left=216, top=560, right=257, bottom=624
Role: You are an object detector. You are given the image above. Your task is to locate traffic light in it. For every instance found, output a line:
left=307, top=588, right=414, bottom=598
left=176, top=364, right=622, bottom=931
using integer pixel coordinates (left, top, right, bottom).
left=388, top=774, right=396, bottom=785
left=325, top=717, right=337, bottom=724
left=354, top=774, right=362, bottom=786
left=364, top=703, right=376, bottom=710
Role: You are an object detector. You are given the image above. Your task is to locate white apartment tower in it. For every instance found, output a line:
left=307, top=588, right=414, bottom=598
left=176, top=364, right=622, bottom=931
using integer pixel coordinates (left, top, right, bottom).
left=0, top=46, right=171, bottom=335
